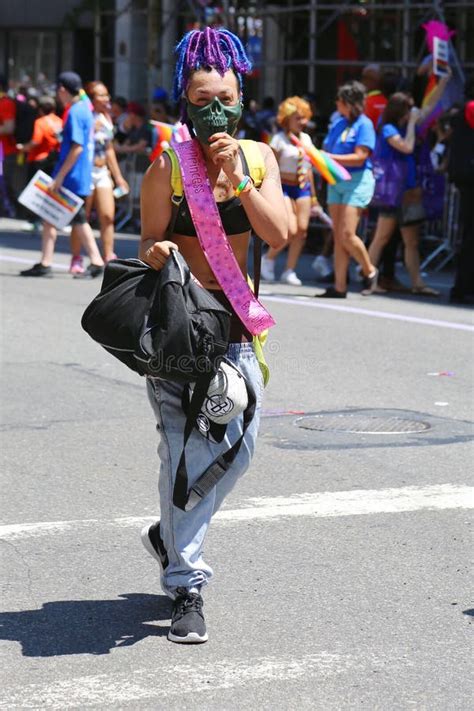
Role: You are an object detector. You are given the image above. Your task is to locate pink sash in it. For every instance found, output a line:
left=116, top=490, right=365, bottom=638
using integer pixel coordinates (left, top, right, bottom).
left=173, top=138, right=275, bottom=336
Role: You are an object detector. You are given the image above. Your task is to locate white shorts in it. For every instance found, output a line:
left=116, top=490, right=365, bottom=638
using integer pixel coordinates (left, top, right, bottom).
left=91, top=165, right=113, bottom=190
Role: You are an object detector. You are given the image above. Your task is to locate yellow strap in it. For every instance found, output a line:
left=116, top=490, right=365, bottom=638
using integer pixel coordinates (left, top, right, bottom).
left=239, top=139, right=266, bottom=187
left=163, top=147, right=183, bottom=198
left=164, top=139, right=266, bottom=198
left=247, top=276, right=270, bottom=386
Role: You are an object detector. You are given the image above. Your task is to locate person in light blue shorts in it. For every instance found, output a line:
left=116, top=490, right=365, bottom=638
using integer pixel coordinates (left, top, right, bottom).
left=327, top=166, right=375, bottom=207
left=316, top=81, right=379, bottom=298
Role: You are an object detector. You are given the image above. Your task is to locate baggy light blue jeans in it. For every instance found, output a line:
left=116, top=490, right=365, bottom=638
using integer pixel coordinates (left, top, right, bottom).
left=146, top=342, right=264, bottom=597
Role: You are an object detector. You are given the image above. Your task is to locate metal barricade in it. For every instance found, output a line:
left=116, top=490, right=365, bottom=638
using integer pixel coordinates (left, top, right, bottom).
left=420, top=183, right=460, bottom=272
left=115, top=153, right=150, bottom=232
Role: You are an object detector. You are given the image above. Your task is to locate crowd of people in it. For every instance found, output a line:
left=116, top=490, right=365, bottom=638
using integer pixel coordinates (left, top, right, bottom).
left=0, top=44, right=473, bottom=301
left=260, top=63, right=473, bottom=303
left=0, top=72, right=167, bottom=276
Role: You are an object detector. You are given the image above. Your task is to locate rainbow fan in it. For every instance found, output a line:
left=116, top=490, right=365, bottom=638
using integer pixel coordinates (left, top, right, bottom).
left=289, top=133, right=351, bottom=185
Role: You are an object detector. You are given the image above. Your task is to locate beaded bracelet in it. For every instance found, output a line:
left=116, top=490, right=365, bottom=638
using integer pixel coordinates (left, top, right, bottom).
left=234, top=175, right=252, bottom=197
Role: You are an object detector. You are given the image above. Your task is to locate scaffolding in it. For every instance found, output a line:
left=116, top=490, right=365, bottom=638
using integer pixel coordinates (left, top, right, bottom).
left=149, top=0, right=472, bottom=112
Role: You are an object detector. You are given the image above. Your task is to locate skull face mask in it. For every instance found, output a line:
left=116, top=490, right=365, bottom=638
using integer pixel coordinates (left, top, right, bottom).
left=186, top=96, right=242, bottom=145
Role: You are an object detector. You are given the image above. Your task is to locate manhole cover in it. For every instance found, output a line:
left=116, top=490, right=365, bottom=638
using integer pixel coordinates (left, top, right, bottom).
left=296, top=414, right=431, bottom=434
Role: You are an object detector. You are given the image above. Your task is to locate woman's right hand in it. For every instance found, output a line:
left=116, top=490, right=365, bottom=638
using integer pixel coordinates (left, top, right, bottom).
left=142, top=240, right=178, bottom=270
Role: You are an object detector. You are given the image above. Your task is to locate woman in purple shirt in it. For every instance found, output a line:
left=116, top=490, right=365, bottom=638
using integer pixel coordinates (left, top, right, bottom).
left=368, top=72, right=451, bottom=296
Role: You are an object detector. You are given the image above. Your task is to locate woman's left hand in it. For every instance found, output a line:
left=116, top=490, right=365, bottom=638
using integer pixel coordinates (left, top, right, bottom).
left=116, top=177, right=129, bottom=191
left=208, top=132, right=240, bottom=176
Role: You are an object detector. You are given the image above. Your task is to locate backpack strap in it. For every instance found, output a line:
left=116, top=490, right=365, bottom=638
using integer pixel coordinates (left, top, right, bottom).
left=173, top=368, right=257, bottom=512
left=237, top=140, right=265, bottom=298
left=238, top=139, right=266, bottom=187
left=163, top=147, right=184, bottom=202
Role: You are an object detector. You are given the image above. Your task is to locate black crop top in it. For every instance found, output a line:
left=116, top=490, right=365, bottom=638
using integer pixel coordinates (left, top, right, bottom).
left=172, top=148, right=253, bottom=237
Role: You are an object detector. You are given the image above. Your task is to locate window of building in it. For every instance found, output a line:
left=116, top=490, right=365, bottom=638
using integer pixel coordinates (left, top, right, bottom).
left=8, top=31, right=57, bottom=89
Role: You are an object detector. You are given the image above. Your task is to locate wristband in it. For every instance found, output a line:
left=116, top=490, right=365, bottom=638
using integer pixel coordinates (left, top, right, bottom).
left=234, top=175, right=252, bottom=197
left=311, top=196, right=318, bottom=206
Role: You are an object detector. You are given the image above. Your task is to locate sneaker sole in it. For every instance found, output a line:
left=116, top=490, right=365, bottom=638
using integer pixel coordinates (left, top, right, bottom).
left=140, top=523, right=163, bottom=568
left=168, top=630, right=208, bottom=644
left=20, top=273, right=53, bottom=278
left=361, top=268, right=379, bottom=295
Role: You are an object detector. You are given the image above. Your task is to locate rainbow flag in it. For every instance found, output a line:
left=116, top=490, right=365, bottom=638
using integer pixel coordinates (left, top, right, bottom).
left=149, top=120, right=179, bottom=162
left=149, top=120, right=176, bottom=143
left=422, top=74, right=438, bottom=107
left=419, top=74, right=443, bottom=138
left=34, top=174, right=77, bottom=212
left=260, top=130, right=272, bottom=145
left=289, top=133, right=351, bottom=184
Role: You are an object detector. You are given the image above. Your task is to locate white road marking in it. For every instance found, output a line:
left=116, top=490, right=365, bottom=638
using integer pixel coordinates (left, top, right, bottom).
left=264, top=294, right=474, bottom=332
left=1, top=485, right=472, bottom=541
left=220, top=484, right=474, bottom=521
left=0, top=652, right=350, bottom=709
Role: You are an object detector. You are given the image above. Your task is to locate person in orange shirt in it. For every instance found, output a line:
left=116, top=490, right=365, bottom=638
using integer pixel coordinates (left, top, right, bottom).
left=0, top=74, right=17, bottom=216
left=362, top=64, right=388, bottom=129
left=16, top=96, right=62, bottom=179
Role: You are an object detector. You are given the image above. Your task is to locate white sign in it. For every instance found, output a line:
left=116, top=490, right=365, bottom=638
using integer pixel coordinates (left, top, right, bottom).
left=18, top=170, right=83, bottom=229
left=433, top=37, right=449, bottom=77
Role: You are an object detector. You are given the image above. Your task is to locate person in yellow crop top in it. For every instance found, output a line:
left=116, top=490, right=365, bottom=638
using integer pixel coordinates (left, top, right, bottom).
left=261, top=96, right=318, bottom=286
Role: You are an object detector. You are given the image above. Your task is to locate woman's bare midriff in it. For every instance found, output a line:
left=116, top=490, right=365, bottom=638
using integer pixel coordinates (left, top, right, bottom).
left=172, top=231, right=251, bottom=289
left=280, top=172, right=300, bottom=185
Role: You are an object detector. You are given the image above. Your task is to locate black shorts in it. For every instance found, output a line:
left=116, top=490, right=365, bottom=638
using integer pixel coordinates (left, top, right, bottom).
left=378, top=205, right=425, bottom=227
left=71, top=197, right=88, bottom=225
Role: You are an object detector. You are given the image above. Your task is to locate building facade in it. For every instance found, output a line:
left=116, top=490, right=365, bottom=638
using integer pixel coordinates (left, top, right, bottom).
left=1, top=1, right=472, bottom=112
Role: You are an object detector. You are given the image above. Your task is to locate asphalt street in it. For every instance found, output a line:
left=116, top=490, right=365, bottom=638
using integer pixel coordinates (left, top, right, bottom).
left=1, top=221, right=473, bottom=710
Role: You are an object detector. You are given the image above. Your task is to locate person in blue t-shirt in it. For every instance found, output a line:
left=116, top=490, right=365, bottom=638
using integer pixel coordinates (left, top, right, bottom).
left=20, top=71, right=105, bottom=278
left=368, top=72, right=451, bottom=296
left=316, top=81, right=378, bottom=298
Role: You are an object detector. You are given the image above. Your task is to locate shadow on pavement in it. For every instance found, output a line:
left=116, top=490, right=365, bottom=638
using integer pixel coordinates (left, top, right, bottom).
left=0, top=593, right=171, bottom=656
left=260, top=283, right=462, bottom=306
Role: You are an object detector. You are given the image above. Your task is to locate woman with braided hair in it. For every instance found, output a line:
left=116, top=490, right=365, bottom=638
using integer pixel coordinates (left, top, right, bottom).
left=139, top=27, right=287, bottom=643
left=261, top=96, right=318, bottom=285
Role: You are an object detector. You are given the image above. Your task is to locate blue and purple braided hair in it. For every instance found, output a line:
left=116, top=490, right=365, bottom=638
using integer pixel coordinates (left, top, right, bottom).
left=173, top=27, right=252, bottom=104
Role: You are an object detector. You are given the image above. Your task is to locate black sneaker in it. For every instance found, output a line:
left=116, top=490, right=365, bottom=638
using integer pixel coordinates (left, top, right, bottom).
left=75, top=263, right=104, bottom=279
left=315, top=286, right=346, bottom=298
left=168, top=587, right=208, bottom=644
left=141, top=521, right=169, bottom=572
left=20, top=263, right=52, bottom=277
left=88, top=264, right=104, bottom=278
left=361, top=268, right=378, bottom=295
